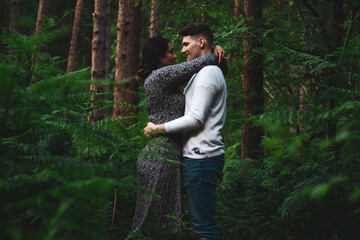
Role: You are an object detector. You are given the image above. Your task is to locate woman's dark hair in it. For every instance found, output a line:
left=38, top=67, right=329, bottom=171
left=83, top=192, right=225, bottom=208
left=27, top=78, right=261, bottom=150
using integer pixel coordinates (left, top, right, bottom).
left=137, top=37, right=170, bottom=80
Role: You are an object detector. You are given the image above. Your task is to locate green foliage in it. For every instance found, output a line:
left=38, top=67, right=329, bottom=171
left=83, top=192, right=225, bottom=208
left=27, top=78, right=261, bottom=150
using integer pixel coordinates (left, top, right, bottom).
left=2, top=0, right=360, bottom=239
left=212, top=1, right=360, bottom=239
left=0, top=30, right=146, bottom=240
left=219, top=108, right=360, bottom=239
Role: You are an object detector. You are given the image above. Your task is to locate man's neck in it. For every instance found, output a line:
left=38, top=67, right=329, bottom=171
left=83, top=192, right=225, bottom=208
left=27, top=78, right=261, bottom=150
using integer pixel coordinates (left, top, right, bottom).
left=200, top=49, right=212, bottom=56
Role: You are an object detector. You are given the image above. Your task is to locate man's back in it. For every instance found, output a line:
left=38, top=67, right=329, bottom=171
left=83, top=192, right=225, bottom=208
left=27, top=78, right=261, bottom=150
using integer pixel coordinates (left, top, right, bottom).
left=182, top=65, right=227, bottom=158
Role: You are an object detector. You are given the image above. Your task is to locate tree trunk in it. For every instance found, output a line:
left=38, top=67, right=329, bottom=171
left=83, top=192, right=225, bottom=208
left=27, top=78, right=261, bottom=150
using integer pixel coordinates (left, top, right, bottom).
left=234, top=0, right=241, bottom=19
left=150, top=0, right=159, bottom=38
left=0, top=0, right=4, bottom=30
left=298, top=84, right=306, bottom=132
left=112, top=0, right=141, bottom=125
left=10, top=0, right=22, bottom=33
left=105, top=0, right=111, bottom=78
left=8, top=0, right=23, bottom=61
left=241, top=0, right=264, bottom=160
left=232, top=0, right=242, bottom=62
left=67, top=0, right=84, bottom=73
left=35, top=0, right=53, bottom=34
left=88, top=0, right=111, bottom=123
left=326, top=0, right=344, bottom=140
left=200, top=3, right=206, bottom=23
left=31, top=0, right=53, bottom=82
left=0, top=0, right=5, bottom=54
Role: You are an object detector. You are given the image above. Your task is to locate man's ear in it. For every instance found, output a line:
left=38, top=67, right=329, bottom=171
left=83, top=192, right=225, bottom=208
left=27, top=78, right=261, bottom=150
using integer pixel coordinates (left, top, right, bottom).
left=198, top=37, right=206, bottom=49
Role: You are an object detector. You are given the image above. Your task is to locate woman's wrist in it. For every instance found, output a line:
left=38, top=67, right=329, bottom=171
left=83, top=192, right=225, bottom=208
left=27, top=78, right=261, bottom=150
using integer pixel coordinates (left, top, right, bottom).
left=156, top=124, right=166, bottom=134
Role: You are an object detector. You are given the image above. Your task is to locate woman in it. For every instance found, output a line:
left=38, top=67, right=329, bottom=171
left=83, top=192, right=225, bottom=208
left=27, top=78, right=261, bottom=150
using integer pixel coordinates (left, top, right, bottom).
left=128, top=37, right=224, bottom=238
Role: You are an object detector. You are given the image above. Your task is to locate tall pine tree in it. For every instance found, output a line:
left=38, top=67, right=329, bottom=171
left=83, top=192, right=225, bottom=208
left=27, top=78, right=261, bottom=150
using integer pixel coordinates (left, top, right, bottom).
left=241, top=0, right=264, bottom=160
left=112, top=0, right=141, bottom=125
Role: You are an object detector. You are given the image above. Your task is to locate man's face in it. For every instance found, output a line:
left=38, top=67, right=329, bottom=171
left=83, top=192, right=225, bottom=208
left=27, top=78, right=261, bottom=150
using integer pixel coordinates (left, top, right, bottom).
left=181, top=35, right=202, bottom=61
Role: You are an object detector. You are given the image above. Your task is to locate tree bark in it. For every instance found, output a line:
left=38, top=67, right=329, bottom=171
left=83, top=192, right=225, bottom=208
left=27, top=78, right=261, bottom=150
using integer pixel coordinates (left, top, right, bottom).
left=112, top=0, right=141, bottom=125
left=31, top=0, right=54, bottom=82
left=0, top=0, right=5, bottom=54
left=88, top=0, right=111, bottom=123
left=0, top=0, right=4, bottom=29
left=241, top=0, right=264, bottom=160
left=105, top=0, right=111, bottom=78
left=10, top=0, right=22, bottom=33
left=232, top=0, right=242, bottom=62
left=8, top=0, right=23, bottom=61
left=35, top=0, right=53, bottom=34
left=234, top=0, right=241, bottom=19
left=298, top=84, right=306, bottom=132
left=150, top=0, right=159, bottom=38
left=326, top=0, right=344, bottom=140
left=67, top=0, right=84, bottom=73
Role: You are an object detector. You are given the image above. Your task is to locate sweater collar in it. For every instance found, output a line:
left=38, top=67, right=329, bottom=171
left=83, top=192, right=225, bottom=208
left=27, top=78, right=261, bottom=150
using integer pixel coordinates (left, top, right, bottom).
left=183, top=73, right=198, bottom=95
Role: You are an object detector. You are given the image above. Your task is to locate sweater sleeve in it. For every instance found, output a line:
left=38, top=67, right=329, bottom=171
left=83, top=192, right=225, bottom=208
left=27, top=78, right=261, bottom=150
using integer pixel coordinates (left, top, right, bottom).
left=144, top=54, right=217, bottom=90
left=164, top=67, right=218, bottom=133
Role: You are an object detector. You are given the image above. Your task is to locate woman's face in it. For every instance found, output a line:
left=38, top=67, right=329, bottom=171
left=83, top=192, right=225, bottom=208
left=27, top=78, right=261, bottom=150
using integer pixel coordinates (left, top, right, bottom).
left=159, top=43, right=177, bottom=67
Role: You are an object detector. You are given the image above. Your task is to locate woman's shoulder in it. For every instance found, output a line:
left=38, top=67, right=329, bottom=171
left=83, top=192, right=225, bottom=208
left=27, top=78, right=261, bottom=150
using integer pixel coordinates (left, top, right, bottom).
left=144, top=66, right=171, bottom=87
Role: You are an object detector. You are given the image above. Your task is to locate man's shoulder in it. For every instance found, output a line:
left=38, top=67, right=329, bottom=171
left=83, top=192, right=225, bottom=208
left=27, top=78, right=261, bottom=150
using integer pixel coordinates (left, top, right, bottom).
left=197, top=65, right=223, bottom=76
left=196, top=65, right=225, bottom=82
left=199, top=65, right=221, bottom=71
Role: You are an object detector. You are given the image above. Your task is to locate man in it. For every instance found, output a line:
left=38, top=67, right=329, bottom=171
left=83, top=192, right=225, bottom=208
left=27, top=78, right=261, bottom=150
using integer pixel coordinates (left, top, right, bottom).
left=144, top=23, right=227, bottom=240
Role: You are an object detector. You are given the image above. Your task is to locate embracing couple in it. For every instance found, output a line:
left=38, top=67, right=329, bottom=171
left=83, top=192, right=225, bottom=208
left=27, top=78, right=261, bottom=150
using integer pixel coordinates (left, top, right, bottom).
left=127, top=23, right=227, bottom=240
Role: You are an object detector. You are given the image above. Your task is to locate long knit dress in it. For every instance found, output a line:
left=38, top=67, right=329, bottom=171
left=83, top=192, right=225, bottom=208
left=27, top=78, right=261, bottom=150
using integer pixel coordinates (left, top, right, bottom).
left=130, top=54, right=218, bottom=236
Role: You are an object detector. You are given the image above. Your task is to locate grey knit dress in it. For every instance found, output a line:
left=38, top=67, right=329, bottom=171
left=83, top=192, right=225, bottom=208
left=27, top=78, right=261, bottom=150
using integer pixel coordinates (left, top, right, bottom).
left=129, top=54, right=218, bottom=236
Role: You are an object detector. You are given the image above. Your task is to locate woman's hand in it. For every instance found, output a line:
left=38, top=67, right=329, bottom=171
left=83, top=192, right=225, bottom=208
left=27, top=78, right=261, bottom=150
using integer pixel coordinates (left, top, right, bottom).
left=213, top=45, right=228, bottom=77
left=213, top=45, right=226, bottom=64
left=144, top=122, right=166, bottom=137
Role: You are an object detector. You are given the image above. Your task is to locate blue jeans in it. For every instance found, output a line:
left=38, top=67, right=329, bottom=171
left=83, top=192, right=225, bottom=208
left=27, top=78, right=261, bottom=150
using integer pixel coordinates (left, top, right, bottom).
left=183, top=154, right=225, bottom=240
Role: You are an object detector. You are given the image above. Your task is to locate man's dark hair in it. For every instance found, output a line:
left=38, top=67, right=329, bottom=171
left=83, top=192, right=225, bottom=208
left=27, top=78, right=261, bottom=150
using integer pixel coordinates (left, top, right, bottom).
left=179, top=23, right=214, bottom=46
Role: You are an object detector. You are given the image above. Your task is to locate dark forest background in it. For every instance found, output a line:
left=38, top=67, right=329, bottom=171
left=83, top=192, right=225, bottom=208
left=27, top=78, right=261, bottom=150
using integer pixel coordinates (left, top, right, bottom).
left=1, top=0, right=360, bottom=239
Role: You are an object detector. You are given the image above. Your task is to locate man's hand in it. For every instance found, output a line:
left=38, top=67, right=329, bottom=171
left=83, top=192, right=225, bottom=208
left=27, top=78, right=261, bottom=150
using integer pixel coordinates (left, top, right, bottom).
left=144, top=122, right=166, bottom=138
